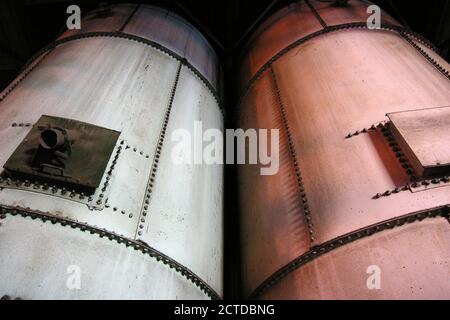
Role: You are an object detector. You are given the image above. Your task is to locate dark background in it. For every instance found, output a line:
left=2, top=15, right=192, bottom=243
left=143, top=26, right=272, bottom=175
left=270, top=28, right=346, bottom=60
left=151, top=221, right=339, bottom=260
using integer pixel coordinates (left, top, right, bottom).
left=1, top=0, right=450, bottom=299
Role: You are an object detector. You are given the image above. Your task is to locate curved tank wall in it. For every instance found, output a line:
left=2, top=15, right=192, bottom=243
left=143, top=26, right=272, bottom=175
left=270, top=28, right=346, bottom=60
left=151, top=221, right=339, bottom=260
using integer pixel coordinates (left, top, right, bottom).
left=0, top=4, right=223, bottom=299
left=238, top=0, right=450, bottom=299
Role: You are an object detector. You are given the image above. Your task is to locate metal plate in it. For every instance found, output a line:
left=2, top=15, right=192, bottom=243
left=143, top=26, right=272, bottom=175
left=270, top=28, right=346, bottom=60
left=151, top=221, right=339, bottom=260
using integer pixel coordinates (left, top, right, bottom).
left=238, top=71, right=311, bottom=297
left=388, top=107, right=450, bottom=178
left=136, top=67, right=224, bottom=295
left=259, top=218, right=450, bottom=300
left=58, top=4, right=220, bottom=93
left=0, top=7, right=223, bottom=299
left=0, top=215, right=208, bottom=300
left=3, top=115, right=120, bottom=194
left=271, top=29, right=450, bottom=244
left=238, top=26, right=450, bottom=296
left=239, top=1, right=322, bottom=91
left=238, top=0, right=402, bottom=94
left=124, top=5, right=220, bottom=92
left=0, top=37, right=178, bottom=162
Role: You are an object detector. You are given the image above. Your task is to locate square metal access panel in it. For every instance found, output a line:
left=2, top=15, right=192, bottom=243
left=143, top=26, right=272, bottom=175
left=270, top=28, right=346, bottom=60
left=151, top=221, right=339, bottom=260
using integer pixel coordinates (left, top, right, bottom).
left=387, top=107, right=450, bottom=178
left=3, top=115, right=120, bottom=194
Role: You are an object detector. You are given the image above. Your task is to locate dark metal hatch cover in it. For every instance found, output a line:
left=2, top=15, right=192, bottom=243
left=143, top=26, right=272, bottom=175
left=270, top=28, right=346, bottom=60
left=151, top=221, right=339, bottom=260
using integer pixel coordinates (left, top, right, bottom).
left=387, top=106, right=450, bottom=178
left=3, top=115, right=120, bottom=194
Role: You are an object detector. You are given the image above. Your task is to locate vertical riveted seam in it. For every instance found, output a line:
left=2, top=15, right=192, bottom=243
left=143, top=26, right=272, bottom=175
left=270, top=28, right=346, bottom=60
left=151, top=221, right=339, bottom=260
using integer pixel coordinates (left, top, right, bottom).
left=134, top=62, right=183, bottom=239
left=270, top=67, right=315, bottom=244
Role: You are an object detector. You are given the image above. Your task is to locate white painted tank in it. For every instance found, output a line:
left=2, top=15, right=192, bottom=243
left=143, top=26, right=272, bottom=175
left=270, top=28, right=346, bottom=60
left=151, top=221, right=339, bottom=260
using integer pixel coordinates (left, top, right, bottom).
left=0, top=3, right=223, bottom=300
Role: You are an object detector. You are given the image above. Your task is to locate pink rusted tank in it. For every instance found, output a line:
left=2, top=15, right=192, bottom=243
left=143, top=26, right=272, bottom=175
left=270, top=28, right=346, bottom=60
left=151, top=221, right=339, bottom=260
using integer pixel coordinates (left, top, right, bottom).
left=237, top=0, right=450, bottom=299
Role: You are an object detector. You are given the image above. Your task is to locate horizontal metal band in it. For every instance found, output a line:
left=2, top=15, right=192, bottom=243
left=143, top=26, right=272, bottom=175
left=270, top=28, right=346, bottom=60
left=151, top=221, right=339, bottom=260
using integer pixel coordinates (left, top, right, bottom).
left=248, top=204, right=450, bottom=299
left=1, top=31, right=224, bottom=117
left=0, top=204, right=221, bottom=300
left=238, top=22, right=442, bottom=110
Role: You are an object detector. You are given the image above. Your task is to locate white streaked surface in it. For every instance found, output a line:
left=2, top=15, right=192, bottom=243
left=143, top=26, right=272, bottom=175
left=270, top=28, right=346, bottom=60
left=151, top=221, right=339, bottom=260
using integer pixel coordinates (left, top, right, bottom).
left=138, top=66, right=224, bottom=295
left=0, top=215, right=208, bottom=300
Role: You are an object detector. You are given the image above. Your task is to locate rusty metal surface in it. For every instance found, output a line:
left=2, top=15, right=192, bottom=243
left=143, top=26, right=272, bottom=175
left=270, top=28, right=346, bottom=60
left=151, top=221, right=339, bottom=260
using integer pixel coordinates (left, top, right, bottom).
left=238, top=71, right=311, bottom=296
left=271, top=29, right=450, bottom=244
left=238, top=0, right=401, bottom=92
left=58, top=4, right=220, bottom=93
left=258, top=218, right=450, bottom=300
left=239, top=0, right=450, bottom=299
left=387, top=107, right=450, bottom=178
left=238, top=1, right=322, bottom=91
left=3, top=115, right=120, bottom=193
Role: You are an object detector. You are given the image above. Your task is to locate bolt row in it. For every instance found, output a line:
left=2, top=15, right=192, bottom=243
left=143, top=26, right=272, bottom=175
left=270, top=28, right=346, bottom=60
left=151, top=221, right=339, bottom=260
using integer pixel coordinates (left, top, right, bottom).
left=401, top=32, right=450, bottom=81
left=136, top=63, right=182, bottom=238
left=373, top=185, right=410, bottom=199
left=11, top=122, right=32, bottom=128
left=0, top=139, right=137, bottom=219
left=121, top=140, right=150, bottom=159
left=271, top=67, right=315, bottom=243
left=0, top=140, right=123, bottom=209
left=0, top=176, right=91, bottom=201
left=410, top=176, right=450, bottom=189
left=381, top=124, right=417, bottom=181
left=345, top=121, right=387, bottom=139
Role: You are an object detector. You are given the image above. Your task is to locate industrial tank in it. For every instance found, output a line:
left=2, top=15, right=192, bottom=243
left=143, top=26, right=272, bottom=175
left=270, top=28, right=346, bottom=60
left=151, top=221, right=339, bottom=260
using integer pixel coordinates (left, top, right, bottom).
left=0, top=4, right=223, bottom=299
left=238, top=0, right=450, bottom=299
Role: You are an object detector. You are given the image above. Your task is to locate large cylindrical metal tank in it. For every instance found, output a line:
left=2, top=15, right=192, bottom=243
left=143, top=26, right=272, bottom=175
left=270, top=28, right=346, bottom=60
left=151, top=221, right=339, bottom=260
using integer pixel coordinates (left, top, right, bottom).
left=0, top=4, right=223, bottom=299
left=238, top=0, right=450, bottom=299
